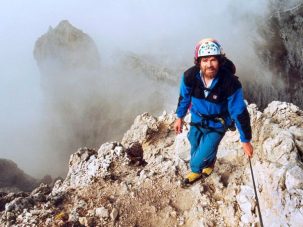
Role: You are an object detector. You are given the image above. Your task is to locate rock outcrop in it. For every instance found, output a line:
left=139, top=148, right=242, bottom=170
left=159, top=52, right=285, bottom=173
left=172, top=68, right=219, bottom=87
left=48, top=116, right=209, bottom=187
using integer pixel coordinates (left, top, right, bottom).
left=34, top=20, right=100, bottom=72
left=1, top=101, right=302, bottom=226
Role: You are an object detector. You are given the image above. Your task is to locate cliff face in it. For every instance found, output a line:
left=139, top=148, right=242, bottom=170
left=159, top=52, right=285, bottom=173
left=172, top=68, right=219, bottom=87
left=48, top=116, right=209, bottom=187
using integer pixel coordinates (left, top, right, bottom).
left=1, top=101, right=303, bottom=226
left=251, top=1, right=303, bottom=109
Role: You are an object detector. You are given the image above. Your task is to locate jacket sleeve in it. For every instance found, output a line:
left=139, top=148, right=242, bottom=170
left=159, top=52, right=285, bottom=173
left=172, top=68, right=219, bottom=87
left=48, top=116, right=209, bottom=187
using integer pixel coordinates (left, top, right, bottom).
left=176, top=74, right=192, bottom=118
left=227, top=87, right=252, bottom=142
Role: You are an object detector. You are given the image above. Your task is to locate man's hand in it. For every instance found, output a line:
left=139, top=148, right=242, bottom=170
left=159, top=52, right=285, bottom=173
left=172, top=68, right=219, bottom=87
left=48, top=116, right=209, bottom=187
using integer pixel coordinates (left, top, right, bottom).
left=242, top=142, right=253, bottom=157
left=174, top=118, right=183, bottom=134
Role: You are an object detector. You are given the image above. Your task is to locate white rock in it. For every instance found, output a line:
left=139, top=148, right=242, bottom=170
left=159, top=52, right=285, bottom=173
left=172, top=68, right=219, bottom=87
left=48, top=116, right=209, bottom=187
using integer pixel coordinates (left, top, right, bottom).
left=98, top=142, right=115, bottom=156
left=191, top=219, right=205, bottom=227
left=29, top=101, right=303, bottom=227
left=95, top=207, right=109, bottom=218
left=79, top=217, right=88, bottom=225
left=45, top=218, right=52, bottom=225
left=87, top=155, right=99, bottom=178
left=263, top=130, right=296, bottom=165
left=237, top=186, right=255, bottom=214
left=191, top=183, right=202, bottom=194
left=114, top=146, right=124, bottom=156
left=288, top=209, right=303, bottom=227
left=122, top=113, right=159, bottom=146
left=240, top=213, right=255, bottom=224
left=174, top=131, right=190, bottom=161
left=110, top=208, right=119, bottom=220
left=178, top=216, right=185, bottom=225
left=289, top=126, right=303, bottom=141
left=285, top=165, right=303, bottom=192
left=170, top=210, right=177, bottom=218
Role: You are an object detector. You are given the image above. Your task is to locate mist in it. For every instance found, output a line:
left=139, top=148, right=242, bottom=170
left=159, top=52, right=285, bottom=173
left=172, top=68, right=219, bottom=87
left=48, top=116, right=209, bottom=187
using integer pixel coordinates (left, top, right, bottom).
left=1, top=0, right=276, bottom=178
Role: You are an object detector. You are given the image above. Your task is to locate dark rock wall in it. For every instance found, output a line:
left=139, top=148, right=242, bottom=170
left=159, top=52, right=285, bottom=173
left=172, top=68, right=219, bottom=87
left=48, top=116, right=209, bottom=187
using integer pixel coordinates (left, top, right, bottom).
left=250, top=1, right=303, bottom=109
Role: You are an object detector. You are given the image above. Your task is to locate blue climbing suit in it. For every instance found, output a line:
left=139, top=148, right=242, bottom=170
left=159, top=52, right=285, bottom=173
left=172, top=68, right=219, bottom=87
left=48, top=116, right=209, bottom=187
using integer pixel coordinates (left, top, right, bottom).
left=176, top=65, right=252, bottom=173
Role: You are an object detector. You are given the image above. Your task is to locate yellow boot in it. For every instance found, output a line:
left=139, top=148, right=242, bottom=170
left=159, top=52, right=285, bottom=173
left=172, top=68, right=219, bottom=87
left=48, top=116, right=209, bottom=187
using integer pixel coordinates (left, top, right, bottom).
left=202, top=167, right=213, bottom=176
left=202, top=158, right=216, bottom=177
left=182, top=172, right=202, bottom=187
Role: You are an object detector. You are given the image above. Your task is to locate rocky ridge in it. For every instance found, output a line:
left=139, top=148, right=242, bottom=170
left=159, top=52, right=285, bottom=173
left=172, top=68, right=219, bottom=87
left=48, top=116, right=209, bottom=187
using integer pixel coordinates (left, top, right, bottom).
left=1, top=101, right=303, bottom=226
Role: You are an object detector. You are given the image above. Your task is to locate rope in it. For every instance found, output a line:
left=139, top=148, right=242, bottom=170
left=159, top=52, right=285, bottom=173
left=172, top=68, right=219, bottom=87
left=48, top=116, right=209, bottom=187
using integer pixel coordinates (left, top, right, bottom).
left=249, top=158, right=264, bottom=227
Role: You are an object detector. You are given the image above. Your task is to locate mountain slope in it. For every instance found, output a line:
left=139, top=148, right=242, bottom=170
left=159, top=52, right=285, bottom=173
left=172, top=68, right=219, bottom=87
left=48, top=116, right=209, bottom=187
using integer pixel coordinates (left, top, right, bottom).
left=1, top=101, right=303, bottom=226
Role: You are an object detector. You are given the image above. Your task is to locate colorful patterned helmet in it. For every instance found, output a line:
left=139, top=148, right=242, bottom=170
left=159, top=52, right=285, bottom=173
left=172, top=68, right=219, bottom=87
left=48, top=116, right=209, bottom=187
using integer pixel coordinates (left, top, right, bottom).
left=194, top=38, right=223, bottom=64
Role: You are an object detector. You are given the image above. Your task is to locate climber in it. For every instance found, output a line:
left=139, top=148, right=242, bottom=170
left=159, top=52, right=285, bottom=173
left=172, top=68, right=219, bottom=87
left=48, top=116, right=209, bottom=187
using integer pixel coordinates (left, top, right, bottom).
left=174, top=38, right=253, bottom=186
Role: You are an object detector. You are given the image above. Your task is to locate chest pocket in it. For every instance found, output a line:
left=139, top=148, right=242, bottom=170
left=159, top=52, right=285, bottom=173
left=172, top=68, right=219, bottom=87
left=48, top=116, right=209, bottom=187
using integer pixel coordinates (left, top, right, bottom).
left=205, top=86, right=227, bottom=103
left=190, top=75, right=228, bottom=103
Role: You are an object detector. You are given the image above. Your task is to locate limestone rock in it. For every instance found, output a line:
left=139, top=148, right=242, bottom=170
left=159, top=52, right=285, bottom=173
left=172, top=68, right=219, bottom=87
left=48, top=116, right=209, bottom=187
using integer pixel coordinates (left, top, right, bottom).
left=54, top=143, right=126, bottom=190
left=174, top=132, right=190, bottom=161
left=110, top=208, right=119, bottom=221
left=285, top=165, right=303, bottom=192
left=122, top=112, right=160, bottom=146
left=125, top=142, right=145, bottom=166
left=263, top=130, right=297, bottom=165
left=1, top=101, right=303, bottom=226
left=95, top=207, right=109, bottom=218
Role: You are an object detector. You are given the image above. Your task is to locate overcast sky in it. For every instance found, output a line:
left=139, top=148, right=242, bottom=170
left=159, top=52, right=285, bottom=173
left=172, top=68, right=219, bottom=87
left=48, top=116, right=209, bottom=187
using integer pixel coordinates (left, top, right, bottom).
left=0, top=0, right=269, bottom=177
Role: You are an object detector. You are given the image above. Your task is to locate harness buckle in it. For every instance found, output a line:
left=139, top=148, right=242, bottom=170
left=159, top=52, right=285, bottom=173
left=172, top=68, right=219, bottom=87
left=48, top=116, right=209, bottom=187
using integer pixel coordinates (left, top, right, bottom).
left=213, top=117, right=225, bottom=126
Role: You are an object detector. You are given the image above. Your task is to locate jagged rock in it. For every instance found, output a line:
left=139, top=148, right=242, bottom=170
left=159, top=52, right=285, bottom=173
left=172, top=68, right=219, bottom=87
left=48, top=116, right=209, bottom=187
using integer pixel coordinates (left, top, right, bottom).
left=1, top=101, right=303, bottom=226
left=95, top=207, right=109, bottom=218
left=174, top=132, right=191, bottom=161
left=5, top=196, right=34, bottom=212
left=237, top=185, right=256, bottom=216
left=30, top=183, right=51, bottom=203
left=263, top=101, right=303, bottom=128
left=285, top=165, right=303, bottom=192
left=122, top=112, right=160, bottom=146
left=34, top=20, right=100, bottom=72
left=69, top=148, right=97, bottom=167
left=52, top=143, right=127, bottom=191
left=263, top=129, right=297, bottom=165
left=79, top=217, right=88, bottom=226
left=0, top=192, right=30, bottom=213
left=48, top=191, right=65, bottom=206
left=5, top=211, right=16, bottom=221
left=30, top=183, right=51, bottom=196
left=68, top=208, right=79, bottom=222
left=125, top=142, right=145, bottom=166
left=110, top=207, right=119, bottom=221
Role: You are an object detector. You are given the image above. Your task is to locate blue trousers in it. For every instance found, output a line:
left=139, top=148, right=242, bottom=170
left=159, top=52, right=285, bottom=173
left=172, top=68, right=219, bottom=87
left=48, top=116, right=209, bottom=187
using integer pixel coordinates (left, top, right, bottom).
left=187, top=125, right=225, bottom=173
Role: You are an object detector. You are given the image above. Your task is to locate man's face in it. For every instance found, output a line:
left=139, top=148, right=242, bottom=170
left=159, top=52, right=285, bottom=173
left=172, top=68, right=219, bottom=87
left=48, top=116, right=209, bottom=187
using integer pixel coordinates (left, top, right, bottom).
left=200, top=56, right=220, bottom=79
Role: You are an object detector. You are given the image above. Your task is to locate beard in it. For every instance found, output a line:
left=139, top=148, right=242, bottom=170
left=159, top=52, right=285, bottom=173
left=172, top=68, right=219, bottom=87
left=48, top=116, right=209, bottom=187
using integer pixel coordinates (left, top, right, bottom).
left=202, top=67, right=218, bottom=79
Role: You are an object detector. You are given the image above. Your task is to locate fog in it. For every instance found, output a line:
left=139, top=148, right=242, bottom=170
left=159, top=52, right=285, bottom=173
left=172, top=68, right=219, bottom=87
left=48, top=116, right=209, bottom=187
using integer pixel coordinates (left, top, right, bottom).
left=0, top=0, right=273, bottom=178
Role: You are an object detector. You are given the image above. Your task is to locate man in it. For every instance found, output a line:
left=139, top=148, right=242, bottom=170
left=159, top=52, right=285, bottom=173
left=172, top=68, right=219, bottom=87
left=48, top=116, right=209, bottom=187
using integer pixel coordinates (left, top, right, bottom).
left=174, top=38, right=253, bottom=186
